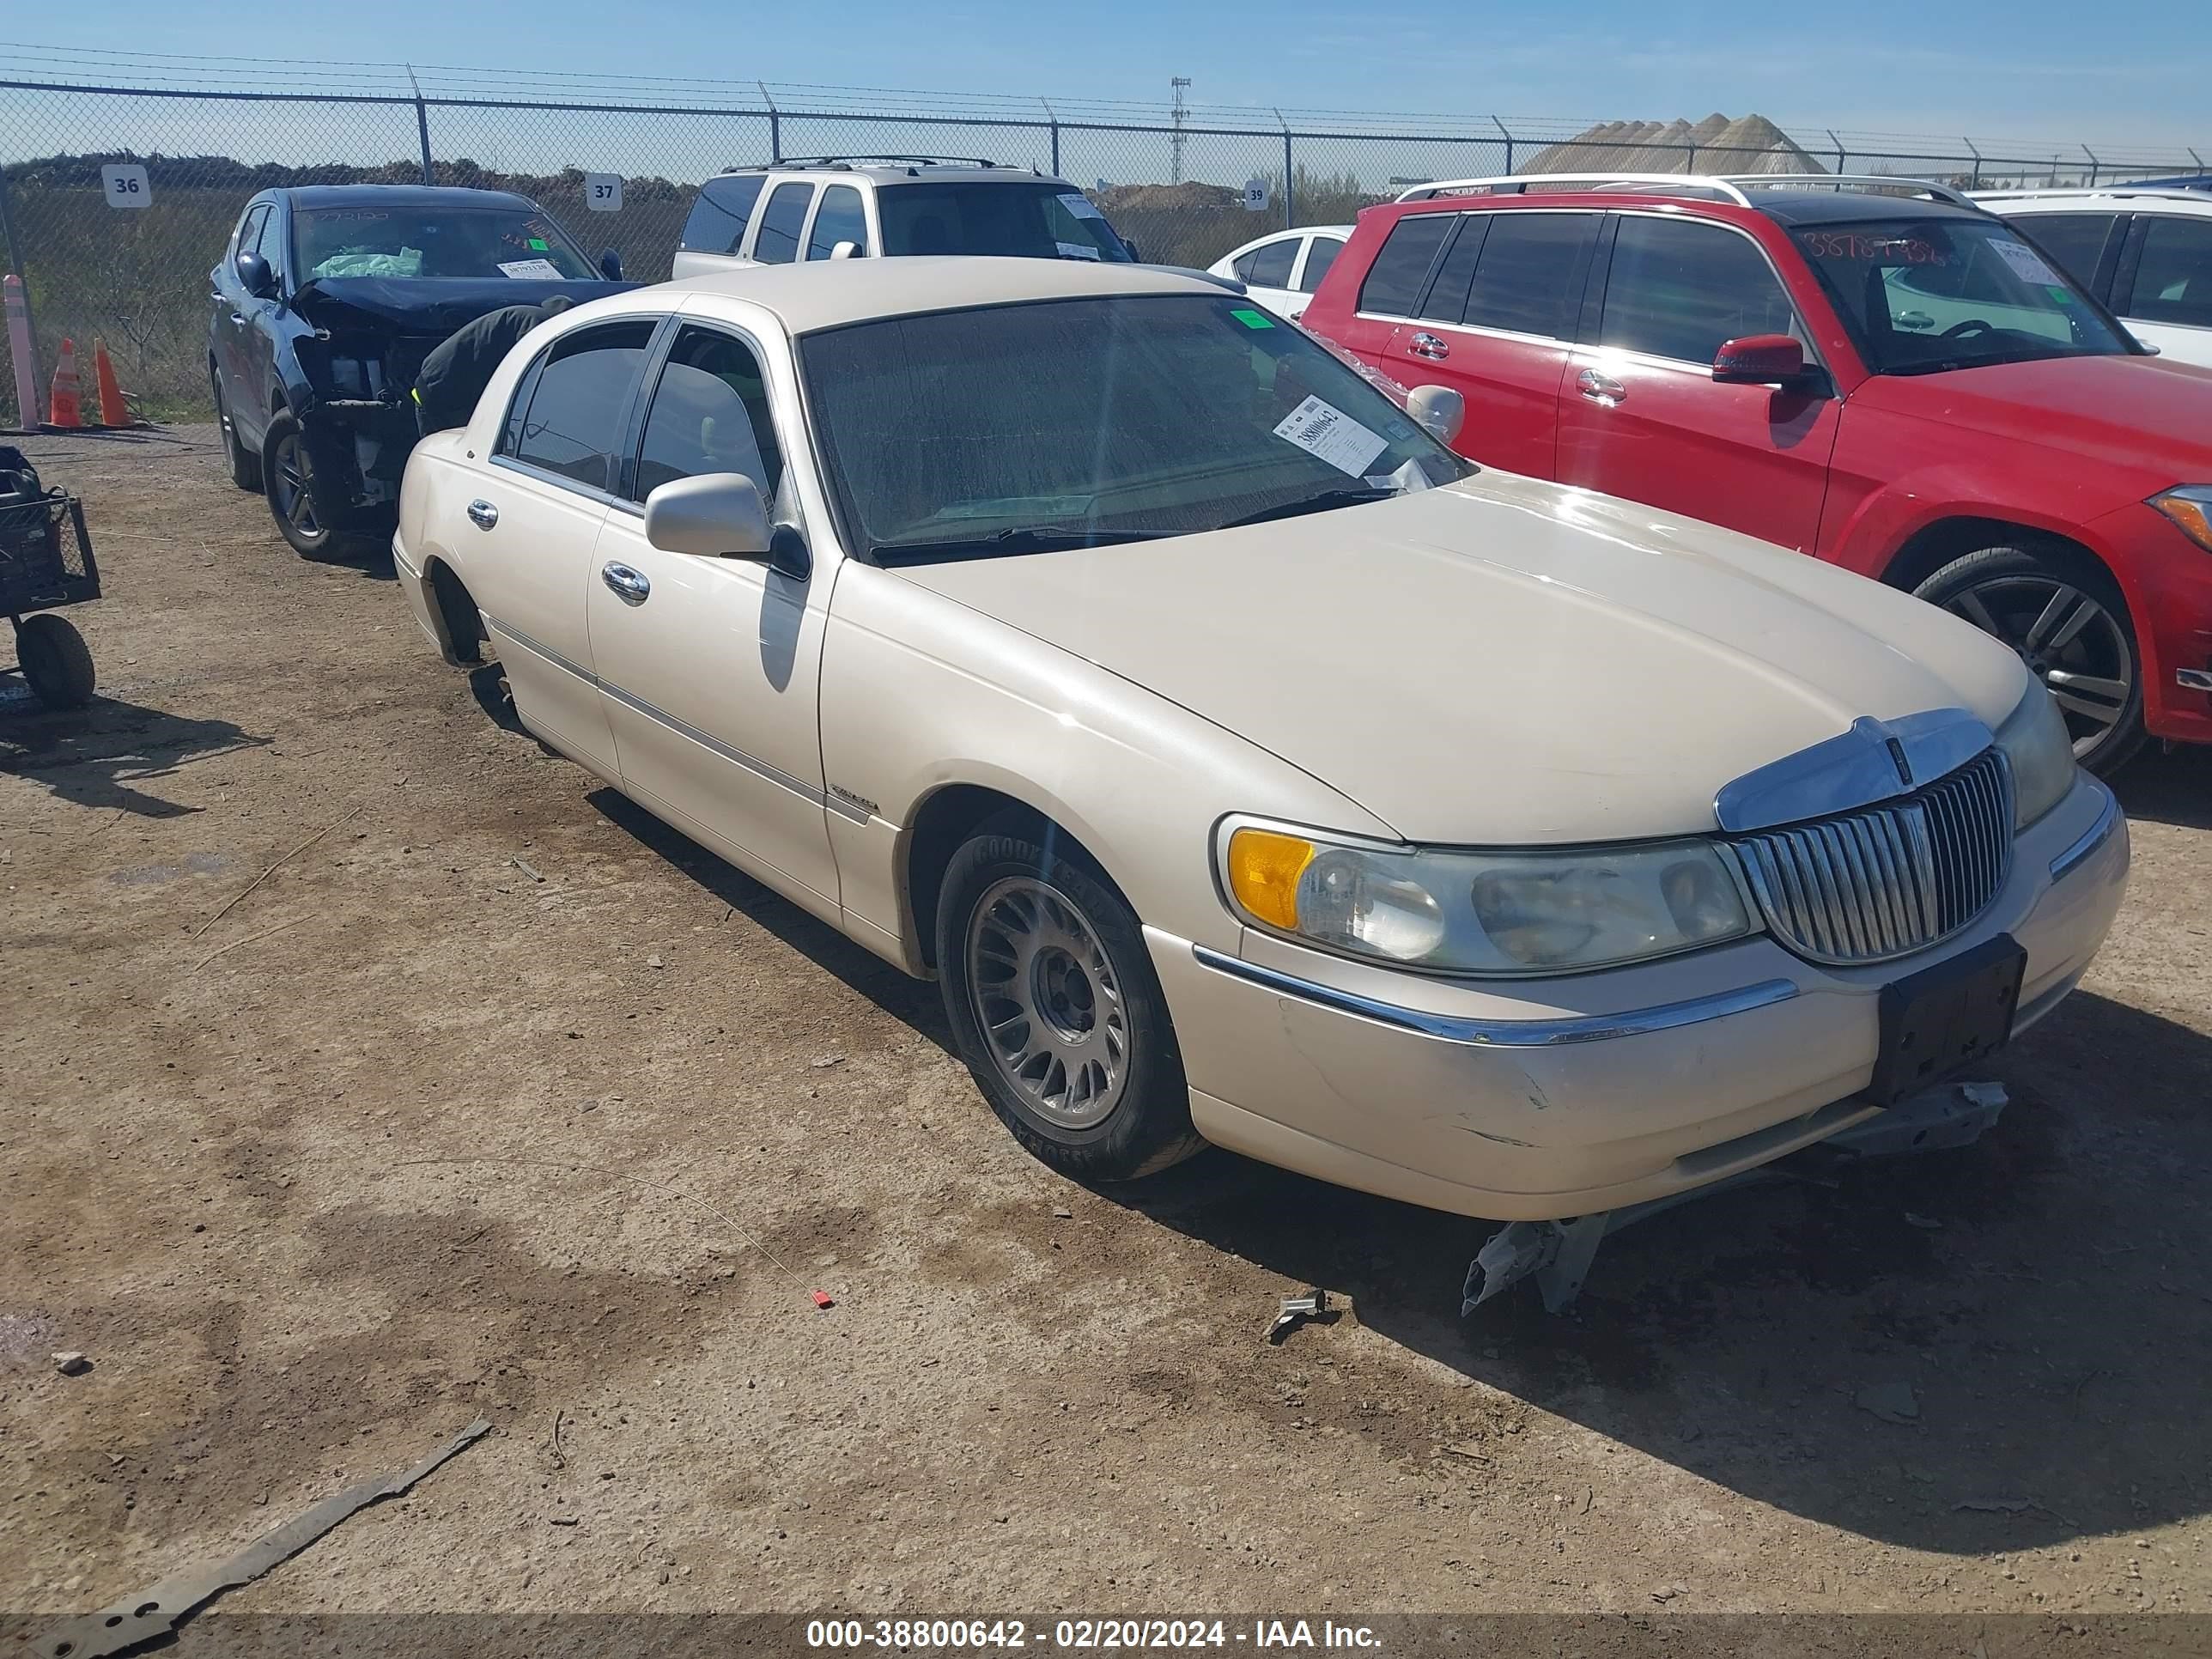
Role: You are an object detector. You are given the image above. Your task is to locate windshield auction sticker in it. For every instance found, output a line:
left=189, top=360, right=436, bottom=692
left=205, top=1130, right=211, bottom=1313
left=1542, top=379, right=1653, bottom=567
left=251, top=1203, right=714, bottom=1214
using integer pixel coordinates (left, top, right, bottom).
left=1273, top=394, right=1389, bottom=477
left=1989, top=238, right=2062, bottom=286
left=496, top=258, right=564, bottom=280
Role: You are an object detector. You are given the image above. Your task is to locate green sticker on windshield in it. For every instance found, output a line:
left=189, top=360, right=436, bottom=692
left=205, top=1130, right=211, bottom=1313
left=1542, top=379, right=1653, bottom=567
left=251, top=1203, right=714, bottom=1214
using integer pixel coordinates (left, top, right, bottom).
left=529, top=237, right=549, bottom=250
left=1231, top=307, right=1275, bottom=330
left=2047, top=285, right=2072, bottom=302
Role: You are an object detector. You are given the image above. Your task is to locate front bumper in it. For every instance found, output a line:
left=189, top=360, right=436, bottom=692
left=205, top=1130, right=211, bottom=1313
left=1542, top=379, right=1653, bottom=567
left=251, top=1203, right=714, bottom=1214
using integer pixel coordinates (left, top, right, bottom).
left=2094, top=501, right=2212, bottom=745
left=1153, top=775, right=2128, bottom=1222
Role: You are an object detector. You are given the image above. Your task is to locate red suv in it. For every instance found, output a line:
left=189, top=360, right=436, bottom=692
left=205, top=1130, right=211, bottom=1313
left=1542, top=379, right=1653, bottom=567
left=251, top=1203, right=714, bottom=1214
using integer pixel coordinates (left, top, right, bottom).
left=1299, top=173, right=2212, bottom=775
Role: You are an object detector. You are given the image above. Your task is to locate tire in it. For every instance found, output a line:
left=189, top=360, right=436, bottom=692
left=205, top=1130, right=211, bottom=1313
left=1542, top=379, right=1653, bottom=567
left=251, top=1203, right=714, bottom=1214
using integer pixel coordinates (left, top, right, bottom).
left=15, top=613, right=96, bottom=709
left=261, top=410, right=355, bottom=562
left=1913, top=544, right=2148, bottom=777
left=935, top=819, right=1205, bottom=1182
left=212, top=372, right=260, bottom=491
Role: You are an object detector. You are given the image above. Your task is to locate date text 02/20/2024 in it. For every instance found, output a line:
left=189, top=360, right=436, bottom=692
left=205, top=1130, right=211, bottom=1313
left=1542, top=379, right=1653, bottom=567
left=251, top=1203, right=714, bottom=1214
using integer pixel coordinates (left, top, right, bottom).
left=805, top=1618, right=1382, bottom=1649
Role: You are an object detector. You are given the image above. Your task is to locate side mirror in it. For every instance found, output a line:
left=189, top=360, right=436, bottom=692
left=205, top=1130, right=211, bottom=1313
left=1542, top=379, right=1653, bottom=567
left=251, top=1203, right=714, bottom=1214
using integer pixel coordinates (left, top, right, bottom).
left=1712, top=333, right=1808, bottom=386
left=1407, top=383, right=1465, bottom=447
left=829, top=240, right=860, bottom=261
left=1121, top=236, right=1142, bottom=263
left=644, top=472, right=771, bottom=559
left=598, top=247, right=623, bottom=282
left=235, top=250, right=276, bottom=299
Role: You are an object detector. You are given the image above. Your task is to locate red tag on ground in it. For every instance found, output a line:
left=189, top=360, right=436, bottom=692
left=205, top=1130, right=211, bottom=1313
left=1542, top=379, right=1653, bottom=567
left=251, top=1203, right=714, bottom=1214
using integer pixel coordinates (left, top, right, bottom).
left=811, top=1290, right=835, bottom=1310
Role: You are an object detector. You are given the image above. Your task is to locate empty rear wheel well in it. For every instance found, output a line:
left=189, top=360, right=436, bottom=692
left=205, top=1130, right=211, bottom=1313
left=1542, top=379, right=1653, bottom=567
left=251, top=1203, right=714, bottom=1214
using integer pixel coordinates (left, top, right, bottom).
left=1881, top=517, right=2111, bottom=596
left=423, top=557, right=484, bottom=660
left=904, top=786, right=1112, bottom=969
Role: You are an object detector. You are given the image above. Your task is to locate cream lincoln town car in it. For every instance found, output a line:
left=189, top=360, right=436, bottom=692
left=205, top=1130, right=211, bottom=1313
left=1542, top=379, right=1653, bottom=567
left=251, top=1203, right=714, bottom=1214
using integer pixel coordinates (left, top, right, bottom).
left=392, top=258, right=2129, bottom=1224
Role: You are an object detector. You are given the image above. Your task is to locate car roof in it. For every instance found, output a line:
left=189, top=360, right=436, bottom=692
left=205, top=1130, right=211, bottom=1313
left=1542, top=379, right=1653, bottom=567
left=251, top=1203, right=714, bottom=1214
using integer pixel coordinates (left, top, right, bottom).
left=662, top=256, right=1225, bottom=335
left=272, top=185, right=544, bottom=211
left=1389, top=182, right=1985, bottom=228
left=1717, top=191, right=1983, bottom=227
left=1977, top=186, right=2212, bottom=216
left=723, top=162, right=1069, bottom=187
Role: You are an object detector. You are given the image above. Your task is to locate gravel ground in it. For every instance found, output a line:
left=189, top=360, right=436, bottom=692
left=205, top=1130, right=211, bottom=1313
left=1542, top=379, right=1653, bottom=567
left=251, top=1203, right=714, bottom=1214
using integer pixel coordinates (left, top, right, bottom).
left=4, top=425, right=2211, bottom=1649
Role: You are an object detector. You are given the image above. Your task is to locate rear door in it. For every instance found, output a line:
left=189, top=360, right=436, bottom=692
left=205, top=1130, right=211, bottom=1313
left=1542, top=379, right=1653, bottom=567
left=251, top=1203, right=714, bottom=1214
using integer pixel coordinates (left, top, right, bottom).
left=1371, top=207, right=1599, bottom=477
left=2113, top=213, right=2212, bottom=367
left=211, top=203, right=269, bottom=416
left=746, top=180, right=816, bottom=264
left=1231, top=234, right=1304, bottom=318
left=470, top=317, right=662, bottom=777
left=1558, top=212, right=1839, bottom=552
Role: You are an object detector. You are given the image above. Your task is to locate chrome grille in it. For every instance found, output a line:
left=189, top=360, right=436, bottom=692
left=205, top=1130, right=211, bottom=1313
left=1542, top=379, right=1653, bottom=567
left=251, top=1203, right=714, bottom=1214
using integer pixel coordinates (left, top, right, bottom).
left=1729, top=749, right=2013, bottom=964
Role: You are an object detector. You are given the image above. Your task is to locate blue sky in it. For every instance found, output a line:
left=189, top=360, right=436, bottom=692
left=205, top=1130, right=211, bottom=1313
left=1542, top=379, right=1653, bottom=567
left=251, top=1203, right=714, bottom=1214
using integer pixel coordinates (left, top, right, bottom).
left=11, top=2, right=2209, bottom=152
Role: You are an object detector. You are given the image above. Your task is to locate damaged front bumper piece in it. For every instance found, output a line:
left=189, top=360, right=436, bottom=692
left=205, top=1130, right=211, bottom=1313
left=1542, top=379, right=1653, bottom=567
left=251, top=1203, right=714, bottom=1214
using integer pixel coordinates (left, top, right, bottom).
left=1462, top=1080, right=2009, bottom=1315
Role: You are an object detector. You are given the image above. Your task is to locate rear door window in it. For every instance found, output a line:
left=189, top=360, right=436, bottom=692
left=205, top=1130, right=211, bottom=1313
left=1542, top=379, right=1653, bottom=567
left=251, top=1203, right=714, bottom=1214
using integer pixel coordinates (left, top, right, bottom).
left=1356, top=214, right=1455, bottom=316
left=2012, top=213, right=2118, bottom=295
left=2126, top=216, right=2212, bottom=327
left=806, top=185, right=868, bottom=259
left=1238, top=238, right=1297, bottom=288
left=1297, top=234, right=1345, bottom=294
left=1598, top=216, right=1799, bottom=363
left=1462, top=211, right=1598, bottom=341
left=682, top=174, right=766, bottom=255
left=501, top=320, right=657, bottom=493
left=1416, top=215, right=1487, bottom=322
left=751, top=182, right=813, bottom=265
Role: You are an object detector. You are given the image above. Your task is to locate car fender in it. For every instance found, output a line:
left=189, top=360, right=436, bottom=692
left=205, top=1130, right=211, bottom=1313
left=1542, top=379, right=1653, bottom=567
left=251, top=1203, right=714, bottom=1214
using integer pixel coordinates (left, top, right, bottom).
left=816, top=559, right=1397, bottom=972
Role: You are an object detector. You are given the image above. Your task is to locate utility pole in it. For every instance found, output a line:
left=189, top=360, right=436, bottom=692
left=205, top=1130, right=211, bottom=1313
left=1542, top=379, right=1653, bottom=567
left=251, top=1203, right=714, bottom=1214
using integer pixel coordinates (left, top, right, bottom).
left=1170, top=77, right=1191, bottom=185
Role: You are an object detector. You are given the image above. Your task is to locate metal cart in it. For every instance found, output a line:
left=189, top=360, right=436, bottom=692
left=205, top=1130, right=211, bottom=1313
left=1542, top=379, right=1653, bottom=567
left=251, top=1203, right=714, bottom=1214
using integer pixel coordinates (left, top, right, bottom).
left=1, top=446, right=100, bottom=710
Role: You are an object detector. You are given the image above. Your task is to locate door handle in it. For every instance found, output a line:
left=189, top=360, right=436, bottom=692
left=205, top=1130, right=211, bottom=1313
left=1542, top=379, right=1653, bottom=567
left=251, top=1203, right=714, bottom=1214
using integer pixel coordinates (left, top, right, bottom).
left=601, top=562, right=651, bottom=605
left=466, top=499, right=499, bottom=530
left=229, top=313, right=246, bottom=325
left=1407, top=331, right=1450, bottom=361
left=1577, top=368, right=1626, bottom=406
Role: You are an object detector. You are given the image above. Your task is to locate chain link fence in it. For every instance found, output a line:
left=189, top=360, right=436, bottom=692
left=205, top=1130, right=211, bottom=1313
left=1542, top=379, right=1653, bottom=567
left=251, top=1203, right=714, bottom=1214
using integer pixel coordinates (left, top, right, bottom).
left=3, top=72, right=2205, bottom=426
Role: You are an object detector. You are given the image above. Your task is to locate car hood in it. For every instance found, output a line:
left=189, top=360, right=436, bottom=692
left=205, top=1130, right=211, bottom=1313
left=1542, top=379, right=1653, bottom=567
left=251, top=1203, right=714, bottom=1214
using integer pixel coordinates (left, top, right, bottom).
left=290, top=276, right=637, bottom=335
left=1851, top=352, right=2212, bottom=475
left=890, top=473, right=2028, bottom=844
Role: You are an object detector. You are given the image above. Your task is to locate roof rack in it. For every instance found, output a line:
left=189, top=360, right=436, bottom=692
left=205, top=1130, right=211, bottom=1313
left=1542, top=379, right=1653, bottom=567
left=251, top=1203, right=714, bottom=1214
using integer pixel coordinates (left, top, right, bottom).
left=726, top=155, right=1008, bottom=174
left=1720, top=173, right=1980, bottom=210
left=1394, top=173, right=1754, bottom=206
left=1972, top=185, right=2212, bottom=204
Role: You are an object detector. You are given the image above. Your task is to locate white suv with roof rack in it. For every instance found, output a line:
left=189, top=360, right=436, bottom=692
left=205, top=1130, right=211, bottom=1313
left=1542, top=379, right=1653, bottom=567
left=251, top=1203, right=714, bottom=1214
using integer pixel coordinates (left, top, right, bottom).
left=1973, top=186, right=2212, bottom=368
left=669, top=156, right=1139, bottom=278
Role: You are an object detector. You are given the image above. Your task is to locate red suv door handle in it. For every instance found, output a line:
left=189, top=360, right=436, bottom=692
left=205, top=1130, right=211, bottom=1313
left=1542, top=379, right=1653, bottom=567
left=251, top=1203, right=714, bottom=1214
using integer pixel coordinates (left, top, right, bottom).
left=1577, top=368, right=1626, bottom=405
left=1408, top=331, right=1450, bottom=361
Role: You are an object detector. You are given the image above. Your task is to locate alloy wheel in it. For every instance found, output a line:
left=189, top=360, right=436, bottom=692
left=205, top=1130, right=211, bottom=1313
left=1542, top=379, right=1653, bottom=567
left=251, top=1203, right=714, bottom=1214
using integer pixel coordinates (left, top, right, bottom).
left=1942, top=574, right=2132, bottom=759
left=963, top=875, right=1130, bottom=1130
left=271, top=434, right=321, bottom=538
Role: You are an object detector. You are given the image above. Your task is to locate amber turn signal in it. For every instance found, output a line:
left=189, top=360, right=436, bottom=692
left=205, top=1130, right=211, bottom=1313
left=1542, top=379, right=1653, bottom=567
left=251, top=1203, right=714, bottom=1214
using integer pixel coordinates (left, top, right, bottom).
left=1224, top=828, right=1316, bottom=928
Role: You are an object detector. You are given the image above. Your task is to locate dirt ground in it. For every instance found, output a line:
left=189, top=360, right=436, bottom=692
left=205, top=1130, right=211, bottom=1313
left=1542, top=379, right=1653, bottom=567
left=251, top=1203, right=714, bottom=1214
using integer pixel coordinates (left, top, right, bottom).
left=5, top=425, right=2212, bottom=1648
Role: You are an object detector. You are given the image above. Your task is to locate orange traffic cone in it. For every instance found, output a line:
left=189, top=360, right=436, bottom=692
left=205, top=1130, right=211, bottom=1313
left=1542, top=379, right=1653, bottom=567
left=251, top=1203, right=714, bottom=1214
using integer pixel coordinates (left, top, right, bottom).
left=47, top=337, right=82, bottom=428
left=92, top=337, right=129, bottom=427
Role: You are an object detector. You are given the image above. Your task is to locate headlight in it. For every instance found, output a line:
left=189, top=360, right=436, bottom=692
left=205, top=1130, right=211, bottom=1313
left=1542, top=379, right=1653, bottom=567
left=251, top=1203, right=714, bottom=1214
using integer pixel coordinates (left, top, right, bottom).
left=1218, top=823, right=1757, bottom=976
left=1992, top=679, right=2076, bottom=830
left=2149, top=485, right=2212, bottom=552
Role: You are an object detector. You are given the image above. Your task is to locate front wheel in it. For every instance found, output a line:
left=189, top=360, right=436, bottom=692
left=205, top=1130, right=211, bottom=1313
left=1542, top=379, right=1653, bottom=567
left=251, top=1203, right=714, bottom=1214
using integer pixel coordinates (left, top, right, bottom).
left=1914, top=544, right=2147, bottom=776
left=935, top=821, right=1205, bottom=1182
left=261, top=410, right=353, bottom=562
left=15, top=613, right=96, bottom=708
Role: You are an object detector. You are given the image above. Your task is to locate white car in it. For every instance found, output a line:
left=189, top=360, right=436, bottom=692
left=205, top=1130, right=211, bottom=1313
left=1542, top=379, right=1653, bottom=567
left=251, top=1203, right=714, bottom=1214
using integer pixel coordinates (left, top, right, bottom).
left=669, top=156, right=1137, bottom=279
left=392, top=258, right=2126, bottom=1234
left=1977, top=186, right=2212, bottom=368
left=1206, top=225, right=1352, bottom=319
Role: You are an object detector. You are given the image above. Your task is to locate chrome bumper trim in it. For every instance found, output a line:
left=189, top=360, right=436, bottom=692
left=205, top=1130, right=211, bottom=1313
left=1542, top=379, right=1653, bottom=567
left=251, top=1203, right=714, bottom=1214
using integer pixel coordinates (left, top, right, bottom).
left=1189, top=945, right=1799, bottom=1048
left=2049, top=782, right=2121, bottom=884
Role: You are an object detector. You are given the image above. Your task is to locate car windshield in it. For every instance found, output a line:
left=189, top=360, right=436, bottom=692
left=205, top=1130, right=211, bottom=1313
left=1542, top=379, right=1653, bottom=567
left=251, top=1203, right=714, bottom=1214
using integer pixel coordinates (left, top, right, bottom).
left=1790, top=216, right=2133, bottom=374
left=291, top=205, right=595, bottom=282
left=800, top=294, right=1473, bottom=560
left=876, top=183, right=1133, bottom=262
